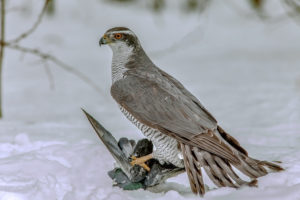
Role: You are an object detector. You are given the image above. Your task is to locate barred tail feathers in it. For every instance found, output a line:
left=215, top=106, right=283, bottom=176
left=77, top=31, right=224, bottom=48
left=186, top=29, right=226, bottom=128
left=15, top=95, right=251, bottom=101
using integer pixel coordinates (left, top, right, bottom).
left=180, top=139, right=283, bottom=196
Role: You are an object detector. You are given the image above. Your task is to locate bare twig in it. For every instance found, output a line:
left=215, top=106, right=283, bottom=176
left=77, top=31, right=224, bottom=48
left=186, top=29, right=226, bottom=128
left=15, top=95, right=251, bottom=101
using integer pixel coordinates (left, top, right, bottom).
left=5, top=43, right=103, bottom=94
left=264, top=10, right=300, bottom=23
left=149, top=25, right=205, bottom=58
left=43, top=61, right=55, bottom=90
left=0, top=0, right=6, bottom=118
left=5, top=6, right=24, bottom=13
left=8, top=0, right=49, bottom=44
left=283, top=0, right=300, bottom=25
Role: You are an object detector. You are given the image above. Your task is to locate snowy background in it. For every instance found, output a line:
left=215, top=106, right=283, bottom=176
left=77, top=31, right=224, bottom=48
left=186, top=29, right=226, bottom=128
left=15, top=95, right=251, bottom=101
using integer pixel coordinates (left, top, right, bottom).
left=0, top=0, right=300, bottom=199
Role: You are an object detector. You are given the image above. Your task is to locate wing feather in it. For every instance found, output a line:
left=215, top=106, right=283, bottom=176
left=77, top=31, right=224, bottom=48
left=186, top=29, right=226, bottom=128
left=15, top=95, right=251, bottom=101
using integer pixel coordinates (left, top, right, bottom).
left=111, top=71, right=239, bottom=163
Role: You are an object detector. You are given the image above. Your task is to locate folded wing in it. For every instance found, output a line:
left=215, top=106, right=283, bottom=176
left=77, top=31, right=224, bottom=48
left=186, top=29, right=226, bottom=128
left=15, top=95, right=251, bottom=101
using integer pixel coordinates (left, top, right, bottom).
left=111, top=70, right=240, bottom=163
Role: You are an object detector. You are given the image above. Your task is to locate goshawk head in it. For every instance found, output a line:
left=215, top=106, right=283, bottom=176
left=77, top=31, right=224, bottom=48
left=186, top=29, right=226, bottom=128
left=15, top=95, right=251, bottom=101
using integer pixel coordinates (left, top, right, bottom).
left=99, top=27, right=140, bottom=52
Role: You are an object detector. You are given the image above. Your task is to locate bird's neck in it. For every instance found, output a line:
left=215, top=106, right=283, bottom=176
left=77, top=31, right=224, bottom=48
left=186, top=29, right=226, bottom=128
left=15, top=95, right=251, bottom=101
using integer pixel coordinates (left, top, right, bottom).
left=110, top=43, right=151, bottom=83
left=110, top=43, right=134, bottom=83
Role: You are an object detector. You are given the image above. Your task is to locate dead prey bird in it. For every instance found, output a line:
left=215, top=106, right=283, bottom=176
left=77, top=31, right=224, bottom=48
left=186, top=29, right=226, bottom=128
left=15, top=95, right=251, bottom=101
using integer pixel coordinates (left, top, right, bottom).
left=99, top=27, right=283, bottom=196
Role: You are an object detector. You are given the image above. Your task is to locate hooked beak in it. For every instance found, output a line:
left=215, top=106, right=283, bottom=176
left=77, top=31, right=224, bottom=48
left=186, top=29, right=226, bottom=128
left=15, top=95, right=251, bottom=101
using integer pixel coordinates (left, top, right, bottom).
left=99, top=34, right=110, bottom=46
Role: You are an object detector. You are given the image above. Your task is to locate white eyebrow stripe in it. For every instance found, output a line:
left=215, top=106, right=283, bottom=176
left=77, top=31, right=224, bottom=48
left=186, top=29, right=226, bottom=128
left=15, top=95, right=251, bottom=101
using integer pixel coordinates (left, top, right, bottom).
left=109, top=30, right=134, bottom=35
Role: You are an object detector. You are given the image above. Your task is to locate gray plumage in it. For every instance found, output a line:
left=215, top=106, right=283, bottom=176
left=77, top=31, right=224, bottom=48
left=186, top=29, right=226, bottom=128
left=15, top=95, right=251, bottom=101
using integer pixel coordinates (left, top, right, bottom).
left=119, top=105, right=184, bottom=167
left=100, top=27, right=283, bottom=196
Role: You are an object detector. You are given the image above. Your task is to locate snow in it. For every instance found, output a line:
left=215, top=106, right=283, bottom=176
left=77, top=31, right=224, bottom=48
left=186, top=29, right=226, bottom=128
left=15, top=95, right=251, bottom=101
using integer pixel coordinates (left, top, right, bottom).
left=1, top=0, right=300, bottom=199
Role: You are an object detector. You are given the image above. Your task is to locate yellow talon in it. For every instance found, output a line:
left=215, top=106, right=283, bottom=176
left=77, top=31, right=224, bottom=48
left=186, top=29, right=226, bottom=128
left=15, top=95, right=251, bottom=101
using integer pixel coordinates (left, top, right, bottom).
left=130, top=154, right=153, bottom=172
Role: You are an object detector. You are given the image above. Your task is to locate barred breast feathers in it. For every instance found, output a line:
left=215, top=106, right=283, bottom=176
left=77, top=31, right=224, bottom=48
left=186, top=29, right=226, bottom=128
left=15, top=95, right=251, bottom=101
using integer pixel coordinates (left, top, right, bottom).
left=119, top=105, right=184, bottom=167
left=110, top=42, right=134, bottom=83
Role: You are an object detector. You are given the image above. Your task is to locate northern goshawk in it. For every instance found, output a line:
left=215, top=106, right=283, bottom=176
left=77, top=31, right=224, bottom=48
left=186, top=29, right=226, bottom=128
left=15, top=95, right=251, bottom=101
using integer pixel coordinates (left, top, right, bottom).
left=99, top=27, right=283, bottom=196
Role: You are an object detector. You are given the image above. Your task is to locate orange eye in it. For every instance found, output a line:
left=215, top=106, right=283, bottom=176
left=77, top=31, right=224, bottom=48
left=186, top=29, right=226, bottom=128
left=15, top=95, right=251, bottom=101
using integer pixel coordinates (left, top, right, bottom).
left=114, top=33, right=123, bottom=40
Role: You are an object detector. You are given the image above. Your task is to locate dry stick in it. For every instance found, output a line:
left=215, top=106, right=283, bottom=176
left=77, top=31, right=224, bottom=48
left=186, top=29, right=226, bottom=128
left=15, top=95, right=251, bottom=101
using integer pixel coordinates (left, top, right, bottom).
left=283, top=0, right=300, bottom=25
left=5, top=5, right=24, bottom=13
left=0, top=0, right=5, bottom=118
left=149, top=25, right=205, bottom=58
left=8, top=0, right=50, bottom=44
left=43, top=61, right=55, bottom=90
left=6, top=43, right=103, bottom=94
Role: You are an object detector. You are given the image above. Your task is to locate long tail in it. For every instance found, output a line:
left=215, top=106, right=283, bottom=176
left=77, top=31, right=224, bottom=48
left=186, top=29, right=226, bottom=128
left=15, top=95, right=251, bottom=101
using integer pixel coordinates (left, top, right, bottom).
left=180, top=127, right=283, bottom=196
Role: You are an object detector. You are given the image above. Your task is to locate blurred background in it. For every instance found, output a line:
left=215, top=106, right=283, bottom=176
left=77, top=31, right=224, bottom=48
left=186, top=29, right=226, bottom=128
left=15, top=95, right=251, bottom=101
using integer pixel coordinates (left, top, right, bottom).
left=0, top=0, right=299, bottom=199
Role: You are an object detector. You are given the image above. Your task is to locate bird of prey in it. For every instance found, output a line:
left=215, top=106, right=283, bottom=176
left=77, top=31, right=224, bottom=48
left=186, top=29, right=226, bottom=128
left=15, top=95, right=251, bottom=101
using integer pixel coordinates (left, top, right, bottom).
left=99, top=27, right=283, bottom=196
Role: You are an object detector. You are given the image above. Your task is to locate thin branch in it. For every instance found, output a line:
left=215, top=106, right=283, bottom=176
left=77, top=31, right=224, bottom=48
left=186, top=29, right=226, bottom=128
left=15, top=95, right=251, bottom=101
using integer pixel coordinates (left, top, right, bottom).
left=265, top=10, right=300, bottom=23
left=149, top=25, right=205, bottom=58
left=0, top=0, right=6, bottom=118
left=283, top=0, right=300, bottom=25
left=43, top=61, right=55, bottom=90
left=5, top=43, right=104, bottom=95
left=8, top=0, right=49, bottom=44
left=5, top=5, right=24, bottom=13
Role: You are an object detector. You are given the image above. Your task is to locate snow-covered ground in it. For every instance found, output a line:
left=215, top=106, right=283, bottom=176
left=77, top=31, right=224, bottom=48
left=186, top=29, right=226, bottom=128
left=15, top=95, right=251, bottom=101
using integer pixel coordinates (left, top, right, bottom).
left=0, top=0, right=300, bottom=199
